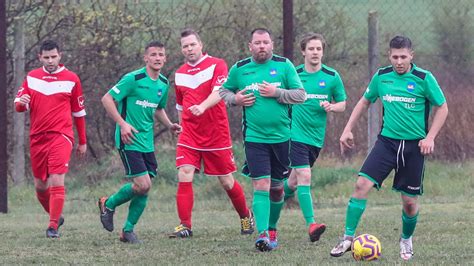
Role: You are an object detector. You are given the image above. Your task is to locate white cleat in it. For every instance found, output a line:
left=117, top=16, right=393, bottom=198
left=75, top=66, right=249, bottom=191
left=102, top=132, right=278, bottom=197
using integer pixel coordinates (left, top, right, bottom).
left=400, top=236, right=414, bottom=261
left=330, top=236, right=353, bottom=257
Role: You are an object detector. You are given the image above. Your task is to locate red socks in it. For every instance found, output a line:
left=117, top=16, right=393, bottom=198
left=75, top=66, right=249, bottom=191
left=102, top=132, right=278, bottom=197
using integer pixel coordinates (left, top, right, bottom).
left=176, top=182, right=194, bottom=228
left=36, top=188, right=50, bottom=213
left=48, top=186, right=65, bottom=230
left=225, top=180, right=250, bottom=218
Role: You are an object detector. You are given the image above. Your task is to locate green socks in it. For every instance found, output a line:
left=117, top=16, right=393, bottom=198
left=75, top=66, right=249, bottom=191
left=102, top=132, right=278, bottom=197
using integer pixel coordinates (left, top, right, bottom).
left=283, top=179, right=295, bottom=200
left=268, top=199, right=284, bottom=229
left=401, top=210, right=418, bottom=239
left=105, top=183, right=135, bottom=210
left=253, top=190, right=270, bottom=234
left=297, top=185, right=315, bottom=225
left=123, top=194, right=148, bottom=232
left=344, top=197, right=367, bottom=237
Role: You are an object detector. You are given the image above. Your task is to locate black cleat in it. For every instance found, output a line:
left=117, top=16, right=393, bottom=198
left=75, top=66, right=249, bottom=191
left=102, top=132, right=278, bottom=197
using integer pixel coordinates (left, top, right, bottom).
left=169, top=224, right=193, bottom=238
left=98, top=197, right=115, bottom=232
left=240, top=211, right=255, bottom=235
left=46, top=227, right=59, bottom=238
left=120, top=230, right=143, bottom=244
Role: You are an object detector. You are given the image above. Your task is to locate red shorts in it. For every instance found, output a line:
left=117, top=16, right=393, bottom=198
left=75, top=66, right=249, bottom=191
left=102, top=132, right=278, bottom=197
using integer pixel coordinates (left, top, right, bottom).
left=176, top=145, right=237, bottom=176
left=30, top=133, right=74, bottom=181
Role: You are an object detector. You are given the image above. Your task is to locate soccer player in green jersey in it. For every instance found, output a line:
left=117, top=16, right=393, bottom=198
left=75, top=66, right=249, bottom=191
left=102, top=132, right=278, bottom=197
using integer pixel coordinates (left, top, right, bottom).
left=220, top=28, right=306, bottom=251
left=273, top=33, right=347, bottom=242
left=330, top=36, right=448, bottom=260
left=98, top=41, right=181, bottom=244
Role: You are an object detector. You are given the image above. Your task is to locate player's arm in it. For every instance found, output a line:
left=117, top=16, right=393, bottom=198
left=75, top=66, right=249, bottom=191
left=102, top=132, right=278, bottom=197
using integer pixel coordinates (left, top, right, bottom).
left=340, top=97, right=371, bottom=154
left=101, top=93, right=137, bottom=144
left=220, top=87, right=255, bottom=106
left=320, top=100, right=346, bottom=113
left=155, top=108, right=182, bottom=135
left=418, top=102, right=448, bottom=155
left=73, top=116, right=87, bottom=157
left=188, top=90, right=222, bottom=116
left=14, top=94, right=30, bottom=112
left=258, top=81, right=306, bottom=104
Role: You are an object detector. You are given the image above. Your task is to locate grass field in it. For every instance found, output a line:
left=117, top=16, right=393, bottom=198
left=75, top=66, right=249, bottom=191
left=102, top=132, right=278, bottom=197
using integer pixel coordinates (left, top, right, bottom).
left=1, top=159, right=473, bottom=264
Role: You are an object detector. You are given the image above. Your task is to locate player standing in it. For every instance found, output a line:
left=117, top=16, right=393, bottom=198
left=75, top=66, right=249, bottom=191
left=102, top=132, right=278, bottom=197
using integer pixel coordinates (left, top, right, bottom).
left=220, top=28, right=306, bottom=251
left=98, top=41, right=181, bottom=244
left=170, top=29, right=254, bottom=238
left=272, top=33, right=347, bottom=242
left=330, top=36, right=448, bottom=260
left=14, top=40, right=87, bottom=238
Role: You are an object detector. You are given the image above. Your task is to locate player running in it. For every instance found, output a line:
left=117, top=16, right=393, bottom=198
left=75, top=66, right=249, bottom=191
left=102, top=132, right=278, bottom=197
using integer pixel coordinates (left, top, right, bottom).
left=14, top=40, right=87, bottom=238
left=98, top=41, right=181, bottom=244
left=169, top=29, right=254, bottom=238
left=330, top=36, right=448, bottom=260
left=220, top=28, right=306, bottom=251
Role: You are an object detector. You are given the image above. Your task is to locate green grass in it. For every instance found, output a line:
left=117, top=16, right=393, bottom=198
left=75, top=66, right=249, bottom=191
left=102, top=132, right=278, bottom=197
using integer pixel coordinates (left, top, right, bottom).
left=1, top=159, right=473, bottom=264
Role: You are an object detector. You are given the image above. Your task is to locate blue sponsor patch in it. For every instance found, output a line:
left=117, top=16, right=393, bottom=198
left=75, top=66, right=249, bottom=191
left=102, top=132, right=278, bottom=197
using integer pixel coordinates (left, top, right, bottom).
left=407, top=82, right=416, bottom=92
left=157, top=89, right=163, bottom=97
left=270, top=68, right=277, bottom=76
left=319, top=80, right=326, bottom=88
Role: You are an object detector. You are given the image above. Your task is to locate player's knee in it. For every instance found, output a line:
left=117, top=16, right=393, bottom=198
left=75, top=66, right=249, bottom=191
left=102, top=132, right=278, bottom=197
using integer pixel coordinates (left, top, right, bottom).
left=178, top=166, right=195, bottom=182
left=270, top=181, right=284, bottom=202
left=295, top=168, right=311, bottom=185
left=219, top=176, right=234, bottom=190
left=354, top=176, right=373, bottom=196
left=133, top=182, right=151, bottom=195
left=402, top=199, right=418, bottom=215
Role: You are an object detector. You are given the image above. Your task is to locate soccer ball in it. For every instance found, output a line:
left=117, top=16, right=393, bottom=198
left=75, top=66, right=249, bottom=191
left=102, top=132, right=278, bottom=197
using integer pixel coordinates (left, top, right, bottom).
left=351, top=234, right=382, bottom=261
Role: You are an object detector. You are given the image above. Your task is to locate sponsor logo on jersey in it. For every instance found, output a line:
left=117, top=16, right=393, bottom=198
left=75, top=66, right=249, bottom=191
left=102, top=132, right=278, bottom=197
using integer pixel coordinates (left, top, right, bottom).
left=407, top=82, right=416, bottom=92
left=244, top=82, right=281, bottom=92
left=216, top=75, right=227, bottom=84
left=269, top=68, right=277, bottom=76
left=382, top=94, right=416, bottom=103
left=157, top=89, right=163, bottom=97
left=319, top=80, right=326, bottom=88
left=138, top=85, right=149, bottom=89
left=187, top=68, right=201, bottom=73
left=42, top=76, right=58, bottom=80
left=135, top=100, right=158, bottom=108
left=242, top=71, right=255, bottom=76
left=78, top=96, right=85, bottom=107
left=381, top=80, right=394, bottom=84
left=306, top=94, right=328, bottom=100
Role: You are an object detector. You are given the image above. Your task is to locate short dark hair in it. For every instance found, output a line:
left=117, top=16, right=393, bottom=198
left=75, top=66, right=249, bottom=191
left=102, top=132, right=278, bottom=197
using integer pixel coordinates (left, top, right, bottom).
left=180, top=28, right=202, bottom=42
left=389, top=36, right=412, bottom=50
left=145, top=41, right=165, bottom=53
left=250, top=28, right=272, bottom=41
left=300, top=32, right=326, bottom=51
left=40, top=40, right=60, bottom=54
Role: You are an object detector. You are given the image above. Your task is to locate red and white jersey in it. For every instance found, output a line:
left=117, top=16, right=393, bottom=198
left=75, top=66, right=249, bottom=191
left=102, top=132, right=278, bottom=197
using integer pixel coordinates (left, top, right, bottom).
left=14, top=65, right=86, bottom=139
left=175, top=54, right=232, bottom=150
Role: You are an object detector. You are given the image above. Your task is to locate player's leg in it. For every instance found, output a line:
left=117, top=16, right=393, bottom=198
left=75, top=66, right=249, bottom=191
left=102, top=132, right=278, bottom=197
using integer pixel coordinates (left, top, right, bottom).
left=331, top=135, right=396, bottom=257
left=267, top=141, right=290, bottom=249
left=171, top=146, right=199, bottom=238
left=46, top=174, right=65, bottom=238
left=244, top=141, right=272, bottom=251
left=30, top=135, right=50, bottom=215
left=394, top=139, right=424, bottom=260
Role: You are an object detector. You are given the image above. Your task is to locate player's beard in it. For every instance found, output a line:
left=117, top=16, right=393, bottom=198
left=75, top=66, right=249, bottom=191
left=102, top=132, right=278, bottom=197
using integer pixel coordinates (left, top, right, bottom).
left=253, top=51, right=271, bottom=63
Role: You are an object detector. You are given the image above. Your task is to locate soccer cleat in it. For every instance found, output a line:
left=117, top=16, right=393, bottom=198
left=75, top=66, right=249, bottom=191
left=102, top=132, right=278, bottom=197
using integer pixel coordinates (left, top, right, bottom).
left=268, top=229, right=278, bottom=249
left=169, top=224, right=193, bottom=238
left=308, top=223, right=326, bottom=242
left=46, top=227, right=59, bottom=238
left=330, top=236, right=353, bottom=257
left=255, top=231, right=272, bottom=252
left=98, top=197, right=115, bottom=232
left=120, top=230, right=143, bottom=244
left=400, top=237, right=414, bottom=261
left=240, top=211, right=255, bottom=235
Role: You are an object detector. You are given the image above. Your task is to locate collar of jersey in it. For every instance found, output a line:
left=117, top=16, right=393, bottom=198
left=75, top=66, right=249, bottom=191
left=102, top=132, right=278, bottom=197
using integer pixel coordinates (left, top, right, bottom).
left=42, top=64, right=65, bottom=75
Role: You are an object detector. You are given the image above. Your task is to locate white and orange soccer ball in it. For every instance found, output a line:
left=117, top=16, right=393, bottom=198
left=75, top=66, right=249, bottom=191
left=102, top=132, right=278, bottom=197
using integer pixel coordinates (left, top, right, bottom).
left=351, top=234, right=382, bottom=261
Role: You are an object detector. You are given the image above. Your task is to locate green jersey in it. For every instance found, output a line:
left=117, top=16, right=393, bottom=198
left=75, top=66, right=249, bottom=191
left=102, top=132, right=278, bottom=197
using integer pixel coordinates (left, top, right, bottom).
left=364, top=64, right=446, bottom=140
left=108, top=67, right=169, bottom=152
left=223, top=55, right=303, bottom=143
left=291, top=64, right=346, bottom=147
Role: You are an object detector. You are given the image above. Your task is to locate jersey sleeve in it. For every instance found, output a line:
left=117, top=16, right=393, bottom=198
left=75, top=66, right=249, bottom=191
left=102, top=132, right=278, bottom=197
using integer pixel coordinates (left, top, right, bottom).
left=364, top=73, right=379, bottom=103
left=71, top=75, right=86, bottom=117
left=108, top=73, right=134, bottom=102
left=221, top=64, right=239, bottom=92
left=424, top=72, right=446, bottom=106
left=158, top=83, right=170, bottom=109
left=211, top=59, right=229, bottom=92
left=175, top=73, right=183, bottom=111
left=332, top=72, right=347, bottom=102
left=285, top=60, right=304, bottom=90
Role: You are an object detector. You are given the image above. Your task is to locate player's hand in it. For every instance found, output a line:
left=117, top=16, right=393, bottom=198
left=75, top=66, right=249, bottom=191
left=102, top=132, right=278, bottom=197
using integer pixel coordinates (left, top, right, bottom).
left=340, top=131, right=355, bottom=155
left=235, top=87, right=255, bottom=106
left=169, top=123, right=182, bottom=135
left=76, top=144, right=87, bottom=159
left=120, top=122, right=138, bottom=144
left=188, top=104, right=206, bottom=116
left=418, top=137, right=434, bottom=155
left=320, top=101, right=333, bottom=112
left=258, top=81, right=278, bottom=97
left=19, top=94, right=31, bottom=105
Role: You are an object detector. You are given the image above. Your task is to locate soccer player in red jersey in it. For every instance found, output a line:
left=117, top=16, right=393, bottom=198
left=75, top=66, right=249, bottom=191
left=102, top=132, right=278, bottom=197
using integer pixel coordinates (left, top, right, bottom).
left=169, top=29, right=254, bottom=238
left=14, top=40, right=87, bottom=238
